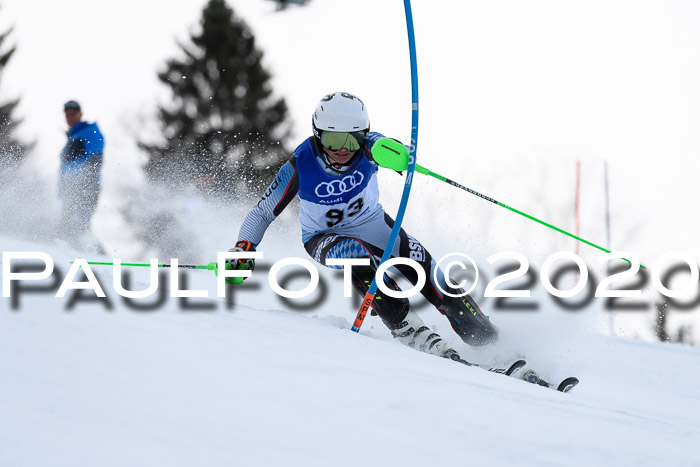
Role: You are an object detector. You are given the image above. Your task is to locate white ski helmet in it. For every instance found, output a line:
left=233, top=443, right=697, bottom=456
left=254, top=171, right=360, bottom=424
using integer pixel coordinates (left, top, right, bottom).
left=312, top=92, right=370, bottom=139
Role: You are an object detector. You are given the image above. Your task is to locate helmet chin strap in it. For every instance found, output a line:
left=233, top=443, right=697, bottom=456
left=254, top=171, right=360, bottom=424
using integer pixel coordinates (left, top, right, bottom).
left=324, top=151, right=360, bottom=173
left=313, top=137, right=362, bottom=174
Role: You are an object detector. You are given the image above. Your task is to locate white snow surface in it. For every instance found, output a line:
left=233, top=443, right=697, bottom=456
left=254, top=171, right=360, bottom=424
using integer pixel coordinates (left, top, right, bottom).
left=1, top=236, right=698, bottom=467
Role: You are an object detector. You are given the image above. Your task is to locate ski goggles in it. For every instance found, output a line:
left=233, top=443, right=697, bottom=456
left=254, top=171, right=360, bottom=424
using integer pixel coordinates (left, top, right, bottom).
left=320, top=131, right=366, bottom=151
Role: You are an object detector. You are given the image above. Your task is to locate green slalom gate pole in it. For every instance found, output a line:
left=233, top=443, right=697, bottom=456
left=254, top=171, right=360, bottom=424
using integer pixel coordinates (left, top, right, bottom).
left=73, top=261, right=245, bottom=284
left=412, top=164, right=644, bottom=268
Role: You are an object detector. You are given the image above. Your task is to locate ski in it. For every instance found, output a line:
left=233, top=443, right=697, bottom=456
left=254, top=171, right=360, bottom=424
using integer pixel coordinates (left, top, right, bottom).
left=556, top=377, right=580, bottom=393
left=447, top=352, right=579, bottom=393
left=446, top=352, right=527, bottom=377
left=520, top=369, right=580, bottom=393
left=482, top=359, right=527, bottom=377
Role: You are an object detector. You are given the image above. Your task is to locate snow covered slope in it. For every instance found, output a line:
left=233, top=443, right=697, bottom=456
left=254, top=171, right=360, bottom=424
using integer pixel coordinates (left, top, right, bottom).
left=1, top=236, right=698, bottom=467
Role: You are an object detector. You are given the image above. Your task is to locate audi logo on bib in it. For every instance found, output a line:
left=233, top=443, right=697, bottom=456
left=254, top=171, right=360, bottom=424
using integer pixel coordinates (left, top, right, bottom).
left=315, top=172, right=365, bottom=198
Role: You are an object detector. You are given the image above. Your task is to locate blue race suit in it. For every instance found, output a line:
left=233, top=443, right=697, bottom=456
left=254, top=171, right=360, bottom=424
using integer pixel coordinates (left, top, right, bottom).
left=59, top=121, right=104, bottom=240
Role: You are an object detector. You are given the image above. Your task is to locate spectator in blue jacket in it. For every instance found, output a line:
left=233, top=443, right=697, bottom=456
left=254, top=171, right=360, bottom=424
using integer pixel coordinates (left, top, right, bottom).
left=59, top=100, right=105, bottom=252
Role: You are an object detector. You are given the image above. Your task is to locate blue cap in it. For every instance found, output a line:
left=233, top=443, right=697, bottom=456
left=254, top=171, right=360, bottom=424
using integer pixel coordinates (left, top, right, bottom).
left=64, top=100, right=81, bottom=112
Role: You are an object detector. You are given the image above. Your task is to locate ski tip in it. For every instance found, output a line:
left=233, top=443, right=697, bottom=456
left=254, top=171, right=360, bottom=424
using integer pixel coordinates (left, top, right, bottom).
left=506, top=359, right=527, bottom=376
left=556, top=377, right=580, bottom=393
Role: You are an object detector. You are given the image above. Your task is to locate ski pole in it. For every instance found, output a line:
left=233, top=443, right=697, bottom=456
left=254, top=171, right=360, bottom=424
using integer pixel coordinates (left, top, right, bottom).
left=412, top=164, right=644, bottom=268
left=73, top=260, right=244, bottom=284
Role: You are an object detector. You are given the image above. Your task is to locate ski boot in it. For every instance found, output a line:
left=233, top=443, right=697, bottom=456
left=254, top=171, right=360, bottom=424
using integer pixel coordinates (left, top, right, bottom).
left=389, top=309, right=459, bottom=358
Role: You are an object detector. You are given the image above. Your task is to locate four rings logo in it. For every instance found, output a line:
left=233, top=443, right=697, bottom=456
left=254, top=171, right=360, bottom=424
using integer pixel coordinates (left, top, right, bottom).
left=315, top=172, right=365, bottom=198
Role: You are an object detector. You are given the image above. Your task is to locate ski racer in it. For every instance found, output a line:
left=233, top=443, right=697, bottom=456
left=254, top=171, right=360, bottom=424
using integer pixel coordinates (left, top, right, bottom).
left=228, top=92, right=498, bottom=360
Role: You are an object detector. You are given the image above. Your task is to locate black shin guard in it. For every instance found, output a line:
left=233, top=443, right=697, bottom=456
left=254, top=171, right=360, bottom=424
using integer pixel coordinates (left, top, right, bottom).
left=439, top=293, right=499, bottom=346
left=351, top=265, right=409, bottom=330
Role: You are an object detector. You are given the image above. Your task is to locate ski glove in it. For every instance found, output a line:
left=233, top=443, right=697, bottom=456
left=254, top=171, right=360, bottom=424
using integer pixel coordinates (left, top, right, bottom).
left=371, top=137, right=409, bottom=172
left=225, top=240, right=256, bottom=284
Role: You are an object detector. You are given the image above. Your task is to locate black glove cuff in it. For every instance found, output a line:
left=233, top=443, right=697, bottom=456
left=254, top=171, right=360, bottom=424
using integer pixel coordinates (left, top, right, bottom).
left=235, top=240, right=256, bottom=252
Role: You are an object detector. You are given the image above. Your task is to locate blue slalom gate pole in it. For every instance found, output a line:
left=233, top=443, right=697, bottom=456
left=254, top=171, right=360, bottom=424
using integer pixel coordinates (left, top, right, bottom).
left=352, top=0, right=420, bottom=332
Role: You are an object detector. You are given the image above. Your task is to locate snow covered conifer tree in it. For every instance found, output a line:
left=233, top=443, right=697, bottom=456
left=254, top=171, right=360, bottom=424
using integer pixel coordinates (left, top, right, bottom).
left=140, top=0, right=290, bottom=199
left=0, top=18, right=30, bottom=168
